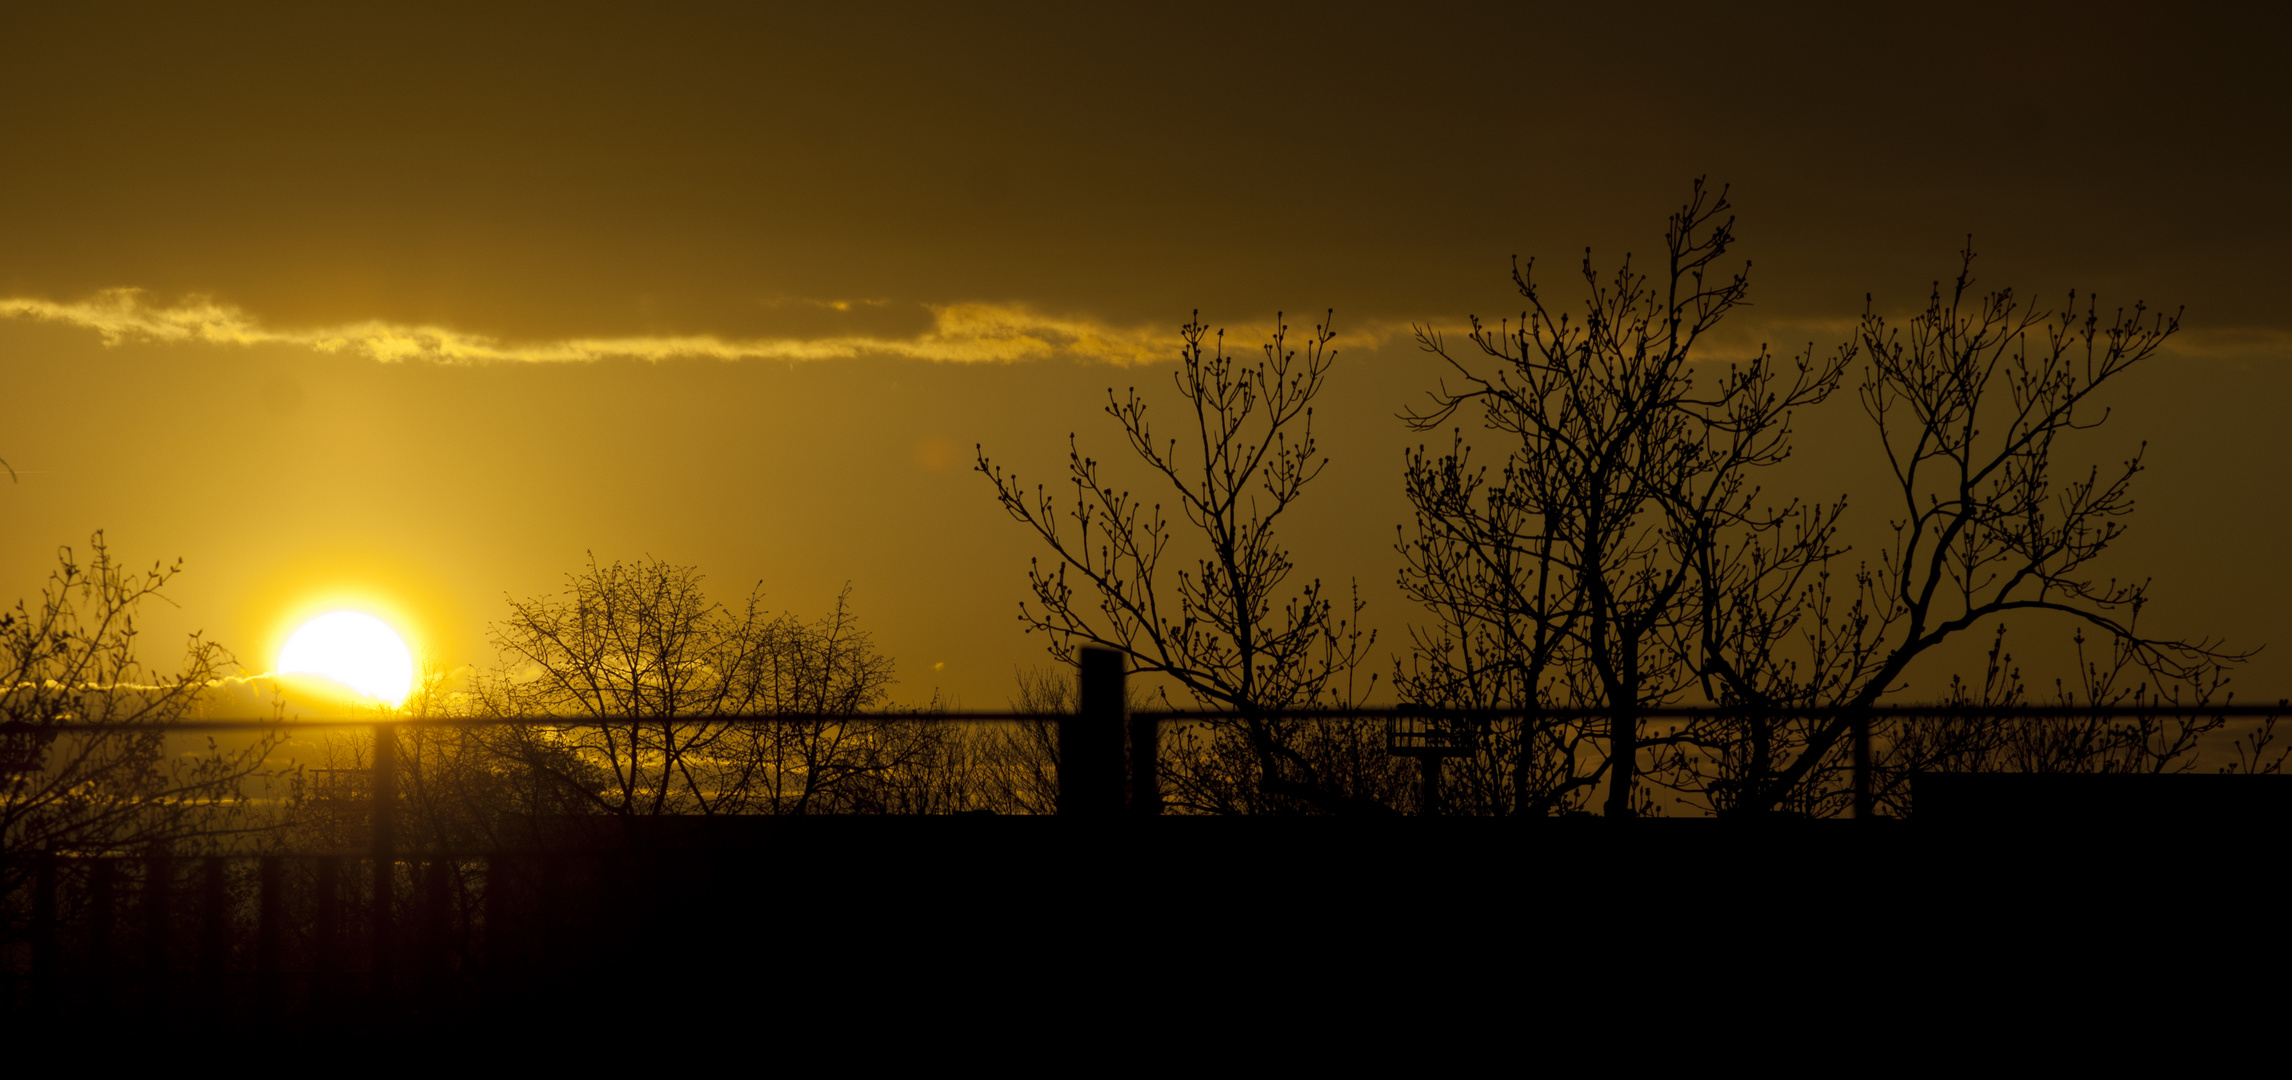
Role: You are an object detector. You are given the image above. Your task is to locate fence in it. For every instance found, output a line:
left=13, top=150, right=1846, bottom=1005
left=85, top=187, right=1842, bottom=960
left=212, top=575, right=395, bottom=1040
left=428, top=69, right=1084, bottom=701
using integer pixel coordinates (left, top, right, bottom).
left=5, top=648, right=2287, bottom=1025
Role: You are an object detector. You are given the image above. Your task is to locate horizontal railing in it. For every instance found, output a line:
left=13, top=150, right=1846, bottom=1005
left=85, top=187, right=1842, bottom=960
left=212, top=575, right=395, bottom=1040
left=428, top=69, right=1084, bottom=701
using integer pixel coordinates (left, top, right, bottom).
left=7, top=703, right=2284, bottom=821
left=11, top=701, right=2287, bottom=733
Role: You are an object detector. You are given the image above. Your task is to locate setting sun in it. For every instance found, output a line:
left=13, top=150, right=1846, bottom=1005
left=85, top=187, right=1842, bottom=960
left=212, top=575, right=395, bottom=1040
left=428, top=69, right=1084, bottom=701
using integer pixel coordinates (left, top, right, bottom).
left=277, top=611, right=415, bottom=705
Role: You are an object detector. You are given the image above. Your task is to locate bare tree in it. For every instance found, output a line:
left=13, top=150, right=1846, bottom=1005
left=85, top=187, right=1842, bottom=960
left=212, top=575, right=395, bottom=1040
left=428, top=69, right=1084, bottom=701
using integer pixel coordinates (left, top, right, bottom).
left=977, top=313, right=1391, bottom=814
left=1678, top=242, right=2252, bottom=815
left=1879, top=622, right=2281, bottom=796
left=1399, top=181, right=1847, bottom=817
left=285, top=655, right=607, bottom=854
left=741, top=586, right=914, bottom=814
left=472, top=558, right=904, bottom=818
left=474, top=555, right=781, bottom=817
left=1, top=533, right=285, bottom=865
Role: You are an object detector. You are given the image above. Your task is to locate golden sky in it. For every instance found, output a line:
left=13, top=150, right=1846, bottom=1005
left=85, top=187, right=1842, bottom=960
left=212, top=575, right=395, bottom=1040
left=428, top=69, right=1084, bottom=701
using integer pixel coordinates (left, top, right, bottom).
left=3, top=2, right=2288, bottom=707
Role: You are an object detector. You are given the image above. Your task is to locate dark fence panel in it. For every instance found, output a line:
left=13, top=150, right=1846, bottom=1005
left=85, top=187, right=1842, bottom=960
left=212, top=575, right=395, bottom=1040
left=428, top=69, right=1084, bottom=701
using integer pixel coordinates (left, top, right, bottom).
left=5, top=695, right=2289, bottom=1029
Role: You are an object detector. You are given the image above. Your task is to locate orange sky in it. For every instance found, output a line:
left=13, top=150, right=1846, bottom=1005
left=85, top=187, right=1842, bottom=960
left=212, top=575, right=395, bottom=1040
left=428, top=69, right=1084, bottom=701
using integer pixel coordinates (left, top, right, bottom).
left=3, top=2, right=2288, bottom=707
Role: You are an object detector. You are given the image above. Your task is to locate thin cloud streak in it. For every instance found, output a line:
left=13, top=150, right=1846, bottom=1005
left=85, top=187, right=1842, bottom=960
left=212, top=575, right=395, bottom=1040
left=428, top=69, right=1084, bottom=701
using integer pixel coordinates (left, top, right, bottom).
left=25, top=288, right=2250, bottom=370
left=0, top=289, right=1413, bottom=367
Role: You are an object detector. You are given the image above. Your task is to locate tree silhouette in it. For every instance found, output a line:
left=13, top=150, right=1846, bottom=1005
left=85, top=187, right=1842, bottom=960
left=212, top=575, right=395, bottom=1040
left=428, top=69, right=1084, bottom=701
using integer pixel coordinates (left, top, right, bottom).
left=977, top=313, right=1394, bottom=814
left=1398, top=181, right=1847, bottom=817
left=471, top=557, right=900, bottom=818
left=1395, top=185, right=2247, bottom=818
left=1676, top=243, right=2254, bottom=814
left=285, top=656, right=607, bottom=854
left=1, top=533, right=285, bottom=866
left=1878, top=621, right=2282, bottom=789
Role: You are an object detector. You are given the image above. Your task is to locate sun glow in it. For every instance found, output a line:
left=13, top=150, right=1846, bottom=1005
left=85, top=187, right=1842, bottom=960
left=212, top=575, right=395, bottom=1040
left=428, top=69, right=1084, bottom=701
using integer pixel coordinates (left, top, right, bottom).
left=277, top=611, right=416, bottom=705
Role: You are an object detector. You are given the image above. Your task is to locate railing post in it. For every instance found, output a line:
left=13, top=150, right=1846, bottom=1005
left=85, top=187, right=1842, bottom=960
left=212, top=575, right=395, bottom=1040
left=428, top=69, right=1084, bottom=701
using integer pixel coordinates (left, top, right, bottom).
left=1420, top=756, right=1444, bottom=818
left=1852, top=712, right=1872, bottom=819
left=539, top=853, right=564, bottom=979
left=1063, top=648, right=1125, bottom=817
left=421, top=856, right=450, bottom=998
left=30, top=851, right=57, bottom=1016
left=314, top=855, right=342, bottom=1017
left=257, top=855, right=283, bottom=1016
left=198, top=856, right=228, bottom=1029
left=1130, top=707, right=1161, bottom=817
left=371, top=723, right=397, bottom=995
left=89, top=858, right=116, bottom=1010
left=484, top=853, right=506, bottom=977
left=142, top=850, right=171, bottom=1023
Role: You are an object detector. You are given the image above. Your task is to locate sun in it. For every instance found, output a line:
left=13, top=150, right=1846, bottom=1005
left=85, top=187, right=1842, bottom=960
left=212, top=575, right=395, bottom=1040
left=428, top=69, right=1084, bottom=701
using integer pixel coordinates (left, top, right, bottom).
left=277, top=611, right=416, bottom=705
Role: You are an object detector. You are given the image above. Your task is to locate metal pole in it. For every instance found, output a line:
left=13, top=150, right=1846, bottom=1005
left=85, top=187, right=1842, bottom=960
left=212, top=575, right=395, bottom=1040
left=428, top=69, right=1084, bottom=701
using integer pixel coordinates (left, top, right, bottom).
left=484, top=853, right=507, bottom=976
left=1852, top=713, right=1872, bottom=819
left=90, top=858, right=116, bottom=1008
left=1420, top=756, right=1442, bottom=818
left=142, top=850, right=171, bottom=1022
left=30, top=851, right=57, bottom=1016
left=1130, top=707, right=1160, bottom=816
left=257, top=855, right=283, bottom=1016
left=314, top=855, right=341, bottom=1018
left=198, top=856, right=227, bottom=1029
left=1063, top=648, right=1125, bottom=817
left=422, top=857, right=449, bottom=983
left=371, top=723, right=396, bottom=992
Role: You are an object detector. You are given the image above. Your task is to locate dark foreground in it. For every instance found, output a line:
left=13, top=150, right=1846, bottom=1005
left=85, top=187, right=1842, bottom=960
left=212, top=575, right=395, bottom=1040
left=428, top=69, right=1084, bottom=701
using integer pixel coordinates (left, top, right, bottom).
left=5, top=810, right=2279, bottom=1043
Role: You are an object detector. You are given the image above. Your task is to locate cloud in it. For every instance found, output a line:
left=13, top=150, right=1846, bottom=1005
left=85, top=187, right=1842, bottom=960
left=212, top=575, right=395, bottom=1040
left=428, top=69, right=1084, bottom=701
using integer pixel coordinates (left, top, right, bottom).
left=0, top=289, right=1417, bottom=368
left=2158, top=326, right=2292, bottom=366
left=0, top=289, right=1204, bottom=366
